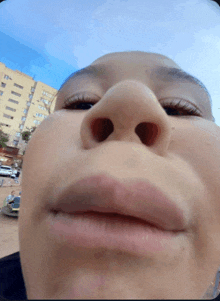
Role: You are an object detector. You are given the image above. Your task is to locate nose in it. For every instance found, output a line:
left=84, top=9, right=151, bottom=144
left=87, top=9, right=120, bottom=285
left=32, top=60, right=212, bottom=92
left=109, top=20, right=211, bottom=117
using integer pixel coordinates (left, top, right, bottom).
left=80, top=80, right=172, bottom=156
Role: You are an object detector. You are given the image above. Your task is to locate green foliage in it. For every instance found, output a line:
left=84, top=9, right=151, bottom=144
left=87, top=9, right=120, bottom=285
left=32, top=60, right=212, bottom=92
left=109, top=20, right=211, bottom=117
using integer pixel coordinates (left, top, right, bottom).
left=0, top=126, right=9, bottom=148
left=21, top=131, right=31, bottom=143
left=21, top=126, right=37, bottom=143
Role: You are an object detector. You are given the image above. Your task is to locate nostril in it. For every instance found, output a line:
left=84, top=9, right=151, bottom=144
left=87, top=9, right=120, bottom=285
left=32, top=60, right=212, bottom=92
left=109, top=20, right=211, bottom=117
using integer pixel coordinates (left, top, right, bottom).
left=91, top=118, right=114, bottom=142
left=135, top=122, right=159, bottom=146
left=91, top=119, right=159, bottom=146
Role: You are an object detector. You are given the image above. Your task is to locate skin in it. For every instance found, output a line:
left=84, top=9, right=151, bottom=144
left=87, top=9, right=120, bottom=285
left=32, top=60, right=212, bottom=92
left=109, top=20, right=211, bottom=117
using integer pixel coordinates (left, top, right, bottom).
left=18, top=51, right=220, bottom=299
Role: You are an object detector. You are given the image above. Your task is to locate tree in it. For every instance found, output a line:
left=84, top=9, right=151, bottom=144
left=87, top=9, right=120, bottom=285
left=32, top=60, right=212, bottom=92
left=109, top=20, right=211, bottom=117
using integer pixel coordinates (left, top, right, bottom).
left=0, top=125, right=9, bottom=148
left=20, top=93, right=53, bottom=145
left=21, top=126, right=36, bottom=144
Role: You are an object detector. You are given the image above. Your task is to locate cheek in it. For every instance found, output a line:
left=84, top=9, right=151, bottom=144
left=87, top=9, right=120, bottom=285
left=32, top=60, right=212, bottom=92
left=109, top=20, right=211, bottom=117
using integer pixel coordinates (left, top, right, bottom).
left=189, top=121, right=220, bottom=195
left=21, top=112, right=84, bottom=207
left=170, top=119, right=220, bottom=212
left=24, top=112, right=82, bottom=176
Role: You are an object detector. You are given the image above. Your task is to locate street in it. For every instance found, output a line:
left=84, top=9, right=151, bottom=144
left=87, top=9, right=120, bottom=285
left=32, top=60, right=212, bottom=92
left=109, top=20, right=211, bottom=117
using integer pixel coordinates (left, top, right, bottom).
left=0, top=180, right=21, bottom=259
left=0, top=209, right=19, bottom=259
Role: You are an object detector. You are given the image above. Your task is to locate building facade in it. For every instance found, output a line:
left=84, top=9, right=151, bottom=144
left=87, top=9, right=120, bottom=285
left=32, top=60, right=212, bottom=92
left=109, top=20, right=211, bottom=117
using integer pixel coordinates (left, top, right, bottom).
left=0, top=62, right=57, bottom=155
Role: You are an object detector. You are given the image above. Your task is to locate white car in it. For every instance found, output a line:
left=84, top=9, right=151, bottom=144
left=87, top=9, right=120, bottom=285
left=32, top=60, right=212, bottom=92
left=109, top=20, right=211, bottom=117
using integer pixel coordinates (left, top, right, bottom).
left=0, top=165, right=13, bottom=177
left=10, top=170, right=18, bottom=179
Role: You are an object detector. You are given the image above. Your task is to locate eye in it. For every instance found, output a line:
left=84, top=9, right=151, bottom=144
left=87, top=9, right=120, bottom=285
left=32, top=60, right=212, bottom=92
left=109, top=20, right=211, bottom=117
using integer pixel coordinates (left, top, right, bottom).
left=63, top=101, right=95, bottom=110
left=62, top=95, right=202, bottom=117
left=62, top=94, right=97, bottom=110
left=161, top=98, right=202, bottom=117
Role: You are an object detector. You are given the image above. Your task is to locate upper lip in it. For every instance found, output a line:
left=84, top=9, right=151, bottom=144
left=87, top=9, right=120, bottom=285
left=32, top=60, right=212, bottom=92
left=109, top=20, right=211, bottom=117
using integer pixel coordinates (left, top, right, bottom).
left=49, top=173, right=186, bottom=232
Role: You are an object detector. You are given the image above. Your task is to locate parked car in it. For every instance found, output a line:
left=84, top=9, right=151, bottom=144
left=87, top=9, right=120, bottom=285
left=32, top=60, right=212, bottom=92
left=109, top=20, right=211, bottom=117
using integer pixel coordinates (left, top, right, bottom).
left=2, top=196, right=20, bottom=217
left=10, top=169, right=18, bottom=179
left=0, top=165, right=12, bottom=177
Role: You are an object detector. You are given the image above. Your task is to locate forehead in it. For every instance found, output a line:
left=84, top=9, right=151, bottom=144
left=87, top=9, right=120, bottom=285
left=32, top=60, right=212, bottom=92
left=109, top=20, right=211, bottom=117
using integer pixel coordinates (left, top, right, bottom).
left=60, top=52, right=210, bottom=98
left=61, top=52, right=180, bottom=94
left=89, top=52, right=183, bottom=84
left=62, top=51, right=207, bottom=93
left=91, top=51, right=180, bottom=70
left=89, top=52, right=210, bottom=96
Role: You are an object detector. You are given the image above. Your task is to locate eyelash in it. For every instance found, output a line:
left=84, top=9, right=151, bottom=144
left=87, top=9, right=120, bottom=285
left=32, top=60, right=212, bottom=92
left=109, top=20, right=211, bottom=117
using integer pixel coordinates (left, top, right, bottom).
left=62, top=96, right=202, bottom=117
left=161, top=98, right=201, bottom=116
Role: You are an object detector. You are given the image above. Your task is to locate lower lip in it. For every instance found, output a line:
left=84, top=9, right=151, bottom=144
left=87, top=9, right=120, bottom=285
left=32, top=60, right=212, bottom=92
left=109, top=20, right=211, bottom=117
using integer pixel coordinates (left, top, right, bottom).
left=47, top=211, right=180, bottom=256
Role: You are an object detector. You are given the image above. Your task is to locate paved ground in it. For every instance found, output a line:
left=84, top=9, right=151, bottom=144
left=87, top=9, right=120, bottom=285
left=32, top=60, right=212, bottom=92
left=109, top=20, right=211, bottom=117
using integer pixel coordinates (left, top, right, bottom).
left=0, top=177, right=21, bottom=259
left=0, top=173, right=22, bottom=188
left=0, top=207, right=19, bottom=258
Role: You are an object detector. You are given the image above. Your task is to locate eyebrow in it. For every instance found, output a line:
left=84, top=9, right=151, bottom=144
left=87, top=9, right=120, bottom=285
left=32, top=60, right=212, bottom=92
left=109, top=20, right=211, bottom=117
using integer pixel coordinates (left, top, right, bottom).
left=59, top=65, right=105, bottom=90
left=60, top=65, right=210, bottom=98
left=154, top=66, right=211, bottom=98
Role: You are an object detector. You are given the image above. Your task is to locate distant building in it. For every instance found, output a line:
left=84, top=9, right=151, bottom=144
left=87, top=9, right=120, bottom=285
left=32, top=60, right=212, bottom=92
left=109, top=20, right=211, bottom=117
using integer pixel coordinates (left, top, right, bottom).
left=0, top=146, right=22, bottom=166
left=0, top=62, right=57, bottom=155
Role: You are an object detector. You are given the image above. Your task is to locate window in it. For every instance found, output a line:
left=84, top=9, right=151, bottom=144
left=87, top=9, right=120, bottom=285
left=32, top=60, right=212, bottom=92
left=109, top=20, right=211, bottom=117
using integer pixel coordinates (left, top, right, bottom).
left=42, top=91, right=53, bottom=98
left=29, top=94, right=33, bottom=99
left=1, top=82, right=6, bottom=88
left=16, top=132, right=21, bottom=137
left=31, top=87, right=35, bottom=93
left=14, top=83, right=23, bottom=89
left=38, top=105, right=47, bottom=111
left=11, top=91, right=21, bottom=97
left=4, top=75, right=9, bottom=80
left=19, top=125, right=24, bottom=130
left=36, top=113, right=43, bottom=118
left=8, top=98, right=19, bottom=104
left=0, top=122, right=11, bottom=127
left=21, top=116, right=26, bottom=121
left=41, top=98, right=51, bottom=105
left=35, top=112, right=48, bottom=118
left=0, top=91, right=3, bottom=96
left=3, top=113, right=13, bottom=120
left=6, top=106, right=16, bottom=112
left=33, top=120, right=41, bottom=125
left=23, top=109, right=27, bottom=114
left=27, top=101, right=31, bottom=106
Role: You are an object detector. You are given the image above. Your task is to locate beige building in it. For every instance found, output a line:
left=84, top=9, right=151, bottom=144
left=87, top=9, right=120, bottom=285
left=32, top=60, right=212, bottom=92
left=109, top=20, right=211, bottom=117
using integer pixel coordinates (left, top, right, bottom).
left=0, top=62, right=57, bottom=155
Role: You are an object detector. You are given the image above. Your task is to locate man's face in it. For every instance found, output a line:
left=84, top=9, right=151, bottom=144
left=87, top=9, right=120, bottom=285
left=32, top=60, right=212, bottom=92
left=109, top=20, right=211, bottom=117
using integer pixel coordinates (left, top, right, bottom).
left=19, top=51, right=220, bottom=299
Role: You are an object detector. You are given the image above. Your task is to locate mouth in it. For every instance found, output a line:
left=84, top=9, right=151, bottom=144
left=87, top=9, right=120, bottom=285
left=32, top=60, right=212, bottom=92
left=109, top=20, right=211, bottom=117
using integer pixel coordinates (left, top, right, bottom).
left=46, top=174, right=186, bottom=256
left=51, top=210, right=178, bottom=232
left=47, top=210, right=182, bottom=256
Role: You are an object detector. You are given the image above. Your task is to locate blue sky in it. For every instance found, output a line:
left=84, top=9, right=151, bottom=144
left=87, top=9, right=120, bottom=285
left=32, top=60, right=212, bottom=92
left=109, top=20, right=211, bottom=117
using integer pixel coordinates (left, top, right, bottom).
left=0, top=31, right=75, bottom=89
left=0, top=0, right=220, bottom=125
